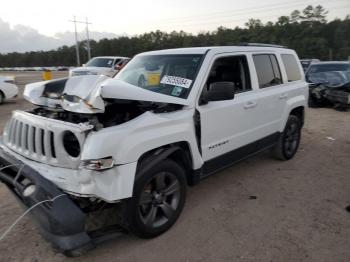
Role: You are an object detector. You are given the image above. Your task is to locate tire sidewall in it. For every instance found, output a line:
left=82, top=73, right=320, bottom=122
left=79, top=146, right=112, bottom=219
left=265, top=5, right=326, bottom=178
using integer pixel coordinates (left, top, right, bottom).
left=281, top=116, right=301, bottom=160
left=126, top=159, right=187, bottom=238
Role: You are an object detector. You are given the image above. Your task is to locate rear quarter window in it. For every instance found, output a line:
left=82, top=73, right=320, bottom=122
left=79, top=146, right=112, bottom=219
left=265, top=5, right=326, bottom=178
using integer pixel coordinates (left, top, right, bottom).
left=281, top=54, right=302, bottom=82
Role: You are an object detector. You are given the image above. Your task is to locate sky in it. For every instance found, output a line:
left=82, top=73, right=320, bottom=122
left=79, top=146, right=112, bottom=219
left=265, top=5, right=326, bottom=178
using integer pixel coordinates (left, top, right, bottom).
left=0, top=0, right=349, bottom=53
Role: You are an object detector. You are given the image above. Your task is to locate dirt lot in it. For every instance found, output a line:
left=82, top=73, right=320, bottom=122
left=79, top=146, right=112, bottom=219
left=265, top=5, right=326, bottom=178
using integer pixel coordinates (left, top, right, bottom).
left=0, top=71, right=349, bottom=262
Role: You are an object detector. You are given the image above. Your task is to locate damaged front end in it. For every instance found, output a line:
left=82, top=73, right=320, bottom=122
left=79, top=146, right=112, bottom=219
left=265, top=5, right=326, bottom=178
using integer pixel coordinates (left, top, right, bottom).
left=308, top=71, right=350, bottom=110
left=0, top=74, right=188, bottom=255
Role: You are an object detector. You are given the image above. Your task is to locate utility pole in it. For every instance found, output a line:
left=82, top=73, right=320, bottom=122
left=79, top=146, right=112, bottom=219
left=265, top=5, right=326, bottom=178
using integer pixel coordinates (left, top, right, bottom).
left=69, top=16, right=92, bottom=65
left=85, top=17, right=91, bottom=60
left=70, top=16, right=80, bottom=66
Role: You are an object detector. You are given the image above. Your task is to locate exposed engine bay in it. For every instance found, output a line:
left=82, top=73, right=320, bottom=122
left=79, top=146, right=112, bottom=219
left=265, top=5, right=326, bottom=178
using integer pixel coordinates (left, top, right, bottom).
left=30, top=99, right=183, bottom=129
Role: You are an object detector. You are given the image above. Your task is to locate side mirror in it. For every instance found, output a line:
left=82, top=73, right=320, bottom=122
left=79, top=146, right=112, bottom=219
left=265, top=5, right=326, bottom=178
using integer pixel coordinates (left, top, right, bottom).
left=202, top=82, right=235, bottom=103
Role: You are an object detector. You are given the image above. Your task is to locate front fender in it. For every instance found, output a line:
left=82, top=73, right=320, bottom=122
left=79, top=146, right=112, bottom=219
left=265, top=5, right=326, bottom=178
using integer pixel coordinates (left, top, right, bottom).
left=81, top=109, right=203, bottom=169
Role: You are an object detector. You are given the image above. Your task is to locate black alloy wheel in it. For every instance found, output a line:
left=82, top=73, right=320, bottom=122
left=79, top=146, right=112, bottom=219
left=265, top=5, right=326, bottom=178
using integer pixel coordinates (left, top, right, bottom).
left=273, top=115, right=301, bottom=160
left=125, top=159, right=186, bottom=238
left=138, top=171, right=181, bottom=228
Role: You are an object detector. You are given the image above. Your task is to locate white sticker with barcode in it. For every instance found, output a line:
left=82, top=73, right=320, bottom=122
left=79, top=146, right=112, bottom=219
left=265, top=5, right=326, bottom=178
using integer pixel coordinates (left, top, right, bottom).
left=160, top=75, right=192, bottom=89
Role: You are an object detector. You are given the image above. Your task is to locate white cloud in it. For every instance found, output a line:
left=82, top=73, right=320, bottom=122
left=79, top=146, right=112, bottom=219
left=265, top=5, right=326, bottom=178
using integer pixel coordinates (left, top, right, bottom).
left=0, top=18, right=120, bottom=53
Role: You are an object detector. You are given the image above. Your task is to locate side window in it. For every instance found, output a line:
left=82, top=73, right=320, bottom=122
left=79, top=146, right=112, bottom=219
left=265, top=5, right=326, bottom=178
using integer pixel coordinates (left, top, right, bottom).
left=281, top=54, right=302, bottom=82
left=206, top=55, right=251, bottom=93
left=253, top=54, right=282, bottom=88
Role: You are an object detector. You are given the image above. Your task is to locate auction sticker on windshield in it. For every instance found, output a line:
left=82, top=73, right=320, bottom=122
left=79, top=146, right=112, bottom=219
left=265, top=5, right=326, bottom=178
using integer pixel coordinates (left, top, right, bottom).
left=160, top=75, right=193, bottom=89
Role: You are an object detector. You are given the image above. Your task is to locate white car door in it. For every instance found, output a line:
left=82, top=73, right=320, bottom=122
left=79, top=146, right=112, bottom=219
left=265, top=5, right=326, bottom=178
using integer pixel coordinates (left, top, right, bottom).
left=248, top=53, right=286, bottom=139
left=197, top=53, right=262, bottom=169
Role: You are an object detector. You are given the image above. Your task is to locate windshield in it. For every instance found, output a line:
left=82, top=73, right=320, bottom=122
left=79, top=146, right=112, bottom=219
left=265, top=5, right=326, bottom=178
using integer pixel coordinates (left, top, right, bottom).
left=307, top=63, right=350, bottom=74
left=115, top=54, right=203, bottom=99
left=85, top=58, right=115, bottom=68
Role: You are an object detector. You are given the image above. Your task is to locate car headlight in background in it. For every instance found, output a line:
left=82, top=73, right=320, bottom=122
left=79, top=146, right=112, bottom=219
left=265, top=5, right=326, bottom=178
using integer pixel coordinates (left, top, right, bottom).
left=80, top=157, right=115, bottom=171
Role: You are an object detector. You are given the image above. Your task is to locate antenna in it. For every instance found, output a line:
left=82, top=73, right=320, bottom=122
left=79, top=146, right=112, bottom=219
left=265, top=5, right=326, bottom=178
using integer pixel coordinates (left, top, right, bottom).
left=69, top=16, right=92, bottom=66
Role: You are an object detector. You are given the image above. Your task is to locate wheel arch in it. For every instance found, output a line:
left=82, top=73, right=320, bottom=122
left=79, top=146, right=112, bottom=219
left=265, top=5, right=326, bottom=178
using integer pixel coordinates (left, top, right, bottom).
left=289, top=106, right=305, bottom=126
left=136, top=141, right=199, bottom=186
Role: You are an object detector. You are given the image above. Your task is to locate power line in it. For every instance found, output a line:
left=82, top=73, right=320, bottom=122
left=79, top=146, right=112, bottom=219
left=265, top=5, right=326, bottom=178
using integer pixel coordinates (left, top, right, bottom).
left=150, top=1, right=348, bottom=29
left=170, top=4, right=350, bottom=29
left=154, top=0, right=347, bottom=25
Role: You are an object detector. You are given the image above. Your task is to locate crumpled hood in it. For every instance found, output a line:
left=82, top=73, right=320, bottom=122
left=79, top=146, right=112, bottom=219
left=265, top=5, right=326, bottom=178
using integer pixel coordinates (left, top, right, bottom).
left=24, top=75, right=189, bottom=113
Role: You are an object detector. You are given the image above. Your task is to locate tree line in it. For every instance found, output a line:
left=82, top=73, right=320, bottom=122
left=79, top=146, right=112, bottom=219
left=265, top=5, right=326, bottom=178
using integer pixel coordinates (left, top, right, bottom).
left=0, top=5, right=349, bottom=67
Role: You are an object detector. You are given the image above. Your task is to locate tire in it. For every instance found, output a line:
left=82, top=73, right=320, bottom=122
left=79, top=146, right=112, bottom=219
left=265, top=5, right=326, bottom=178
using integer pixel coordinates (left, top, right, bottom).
left=125, top=159, right=186, bottom=239
left=273, top=115, right=302, bottom=161
left=0, top=91, right=4, bottom=104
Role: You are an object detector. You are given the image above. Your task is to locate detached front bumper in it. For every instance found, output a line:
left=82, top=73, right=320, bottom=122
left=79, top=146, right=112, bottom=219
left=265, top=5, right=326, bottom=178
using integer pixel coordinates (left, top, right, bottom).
left=0, top=147, right=94, bottom=255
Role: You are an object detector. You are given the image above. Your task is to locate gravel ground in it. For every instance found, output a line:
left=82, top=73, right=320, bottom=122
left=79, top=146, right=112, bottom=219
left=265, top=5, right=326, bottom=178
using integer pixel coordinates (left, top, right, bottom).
left=0, top=72, right=349, bottom=262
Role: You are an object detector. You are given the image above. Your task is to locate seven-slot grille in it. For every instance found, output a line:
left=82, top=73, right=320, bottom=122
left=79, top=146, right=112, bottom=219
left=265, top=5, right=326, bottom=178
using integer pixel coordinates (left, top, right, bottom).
left=5, top=118, right=57, bottom=160
left=3, top=111, right=92, bottom=169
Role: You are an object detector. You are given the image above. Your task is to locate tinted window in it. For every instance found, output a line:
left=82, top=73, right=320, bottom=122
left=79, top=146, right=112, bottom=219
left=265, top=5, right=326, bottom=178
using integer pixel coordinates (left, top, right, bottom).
left=281, top=54, right=302, bottom=81
left=253, top=54, right=282, bottom=88
left=206, top=55, right=251, bottom=93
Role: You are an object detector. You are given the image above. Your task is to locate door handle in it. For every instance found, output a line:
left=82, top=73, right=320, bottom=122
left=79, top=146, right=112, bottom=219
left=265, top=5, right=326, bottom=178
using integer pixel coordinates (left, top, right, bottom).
left=244, top=101, right=257, bottom=109
left=279, top=93, right=288, bottom=100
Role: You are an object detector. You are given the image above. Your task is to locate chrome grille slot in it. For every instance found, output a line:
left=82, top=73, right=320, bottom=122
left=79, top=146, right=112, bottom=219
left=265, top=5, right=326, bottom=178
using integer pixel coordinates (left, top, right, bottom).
left=2, top=111, right=93, bottom=169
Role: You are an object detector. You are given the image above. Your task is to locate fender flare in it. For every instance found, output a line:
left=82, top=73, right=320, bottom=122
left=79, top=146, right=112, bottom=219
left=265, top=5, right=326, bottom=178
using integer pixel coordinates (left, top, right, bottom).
left=135, top=145, right=189, bottom=179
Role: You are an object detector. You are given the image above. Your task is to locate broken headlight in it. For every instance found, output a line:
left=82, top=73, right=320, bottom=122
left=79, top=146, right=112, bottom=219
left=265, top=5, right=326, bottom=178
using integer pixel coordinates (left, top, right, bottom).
left=63, top=131, right=81, bottom=157
left=79, top=157, right=115, bottom=171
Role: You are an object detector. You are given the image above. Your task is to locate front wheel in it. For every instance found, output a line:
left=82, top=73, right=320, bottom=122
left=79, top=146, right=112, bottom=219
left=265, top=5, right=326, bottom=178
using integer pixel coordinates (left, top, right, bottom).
left=125, top=159, right=186, bottom=238
left=273, top=115, right=302, bottom=160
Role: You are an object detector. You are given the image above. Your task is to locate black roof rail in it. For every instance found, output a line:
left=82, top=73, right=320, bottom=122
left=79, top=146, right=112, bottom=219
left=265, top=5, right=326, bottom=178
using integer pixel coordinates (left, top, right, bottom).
left=238, top=43, right=287, bottom=48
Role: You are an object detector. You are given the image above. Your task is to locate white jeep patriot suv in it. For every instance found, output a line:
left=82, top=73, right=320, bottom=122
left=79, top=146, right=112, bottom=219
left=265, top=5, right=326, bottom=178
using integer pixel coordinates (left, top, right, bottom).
left=0, top=44, right=308, bottom=256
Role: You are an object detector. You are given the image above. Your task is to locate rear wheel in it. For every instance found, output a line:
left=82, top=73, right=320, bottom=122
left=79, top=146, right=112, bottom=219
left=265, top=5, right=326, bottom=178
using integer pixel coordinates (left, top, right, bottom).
left=125, top=159, right=186, bottom=238
left=273, top=115, right=301, bottom=160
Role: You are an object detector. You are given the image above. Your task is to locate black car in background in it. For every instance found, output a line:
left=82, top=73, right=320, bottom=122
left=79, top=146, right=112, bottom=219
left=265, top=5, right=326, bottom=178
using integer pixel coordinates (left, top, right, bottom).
left=305, top=61, right=350, bottom=110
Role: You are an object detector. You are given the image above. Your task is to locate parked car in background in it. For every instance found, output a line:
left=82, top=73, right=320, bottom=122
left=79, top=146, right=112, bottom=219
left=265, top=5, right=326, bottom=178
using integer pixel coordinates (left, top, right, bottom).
left=69, top=56, right=130, bottom=77
left=0, top=76, right=18, bottom=104
left=305, top=61, right=350, bottom=109
left=300, top=59, right=320, bottom=72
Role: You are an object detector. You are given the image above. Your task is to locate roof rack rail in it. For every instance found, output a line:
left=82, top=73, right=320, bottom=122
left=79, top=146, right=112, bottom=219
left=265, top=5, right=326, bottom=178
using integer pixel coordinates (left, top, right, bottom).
left=238, top=43, right=287, bottom=48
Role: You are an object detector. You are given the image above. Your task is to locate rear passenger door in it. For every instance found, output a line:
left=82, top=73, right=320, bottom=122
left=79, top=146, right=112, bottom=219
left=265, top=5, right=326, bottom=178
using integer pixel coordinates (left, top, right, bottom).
left=251, top=53, right=286, bottom=138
